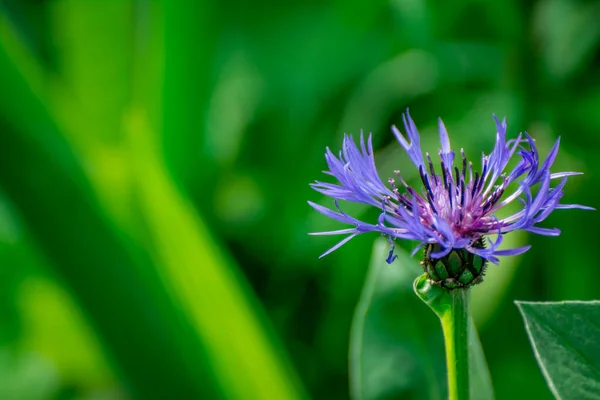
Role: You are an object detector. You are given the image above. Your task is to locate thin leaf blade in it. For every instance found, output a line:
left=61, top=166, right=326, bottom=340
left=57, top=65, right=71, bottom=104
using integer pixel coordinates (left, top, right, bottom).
left=350, top=239, right=445, bottom=400
left=469, top=320, right=494, bottom=400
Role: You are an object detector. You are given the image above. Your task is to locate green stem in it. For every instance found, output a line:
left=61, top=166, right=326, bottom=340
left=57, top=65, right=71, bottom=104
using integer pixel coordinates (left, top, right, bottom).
left=414, top=274, right=470, bottom=400
left=442, top=289, right=470, bottom=400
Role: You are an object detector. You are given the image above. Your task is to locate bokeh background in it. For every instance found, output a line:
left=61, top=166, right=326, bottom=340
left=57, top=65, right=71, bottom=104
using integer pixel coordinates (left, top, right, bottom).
left=0, top=1, right=599, bottom=399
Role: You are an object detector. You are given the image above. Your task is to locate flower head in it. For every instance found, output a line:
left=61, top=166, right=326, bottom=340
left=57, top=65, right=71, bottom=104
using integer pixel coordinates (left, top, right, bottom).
left=309, top=111, right=592, bottom=288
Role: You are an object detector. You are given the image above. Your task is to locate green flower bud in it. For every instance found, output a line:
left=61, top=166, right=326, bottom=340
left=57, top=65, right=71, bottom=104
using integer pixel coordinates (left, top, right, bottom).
left=421, top=239, right=488, bottom=290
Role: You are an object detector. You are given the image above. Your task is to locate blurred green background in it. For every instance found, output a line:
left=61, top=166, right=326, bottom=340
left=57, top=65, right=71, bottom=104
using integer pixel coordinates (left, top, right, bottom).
left=0, top=0, right=599, bottom=399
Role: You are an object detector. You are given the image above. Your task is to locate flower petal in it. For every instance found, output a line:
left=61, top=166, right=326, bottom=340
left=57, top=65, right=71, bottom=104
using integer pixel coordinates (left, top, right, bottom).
left=437, top=117, right=455, bottom=170
left=392, top=110, right=425, bottom=169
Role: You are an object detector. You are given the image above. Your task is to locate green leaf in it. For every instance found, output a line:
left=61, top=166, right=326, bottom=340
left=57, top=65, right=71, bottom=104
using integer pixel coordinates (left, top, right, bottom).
left=350, top=239, right=446, bottom=400
left=516, top=301, right=600, bottom=399
left=468, top=319, right=494, bottom=400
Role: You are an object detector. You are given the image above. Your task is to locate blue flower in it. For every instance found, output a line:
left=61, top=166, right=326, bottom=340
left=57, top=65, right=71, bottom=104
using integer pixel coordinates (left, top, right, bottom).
left=309, top=111, right=593, bottom=265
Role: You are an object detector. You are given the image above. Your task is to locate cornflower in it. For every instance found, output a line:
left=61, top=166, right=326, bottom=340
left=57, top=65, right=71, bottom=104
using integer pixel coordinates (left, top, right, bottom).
left=309, top=111, right=592, bottom=289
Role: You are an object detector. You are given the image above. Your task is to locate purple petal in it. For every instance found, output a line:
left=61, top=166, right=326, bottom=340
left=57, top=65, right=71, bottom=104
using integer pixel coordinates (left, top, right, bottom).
left=492, top=245, right=532, bottom=257
left=526, top=226, right=561, bottom=236
left=308, top=201, right=355, bottom=225
left=431, top=216, right=455, bottom=249
left=410, top=242, right=427, bottom=257
left=430, top=245, right=452, bottom=259
left=484, top=114, right=508, bottom=183
left=529, top=172, right=552, bottom=215
left=551, top=171, right=583, bottom=179
left=539, top=136, right=561, bottom=175
left=309, top=228, right=358, bottom=236
left=319, top=235, right=357, bottom=258
left=438, top=118, right=455, bottom=169
left=391, top=110, right=425, bottom=169
left=555, top=204, right=595, bottom=210
left=312, top=133, right=393, bottom=207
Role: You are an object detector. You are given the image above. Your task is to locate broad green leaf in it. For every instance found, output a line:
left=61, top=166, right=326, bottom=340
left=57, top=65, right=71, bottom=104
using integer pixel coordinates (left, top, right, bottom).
left=516, top=301, right=600, bottom=399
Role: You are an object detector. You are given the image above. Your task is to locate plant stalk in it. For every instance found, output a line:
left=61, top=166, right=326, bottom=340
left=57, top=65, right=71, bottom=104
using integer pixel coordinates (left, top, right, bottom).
left=441, top=289, right=470, bottom=400
left=414, top=274, right=471, bottom=400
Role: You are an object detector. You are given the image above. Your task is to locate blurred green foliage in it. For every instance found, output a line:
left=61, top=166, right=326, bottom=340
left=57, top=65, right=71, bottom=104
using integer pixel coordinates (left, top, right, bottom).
left=0, top=0, right=599, bottom=399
